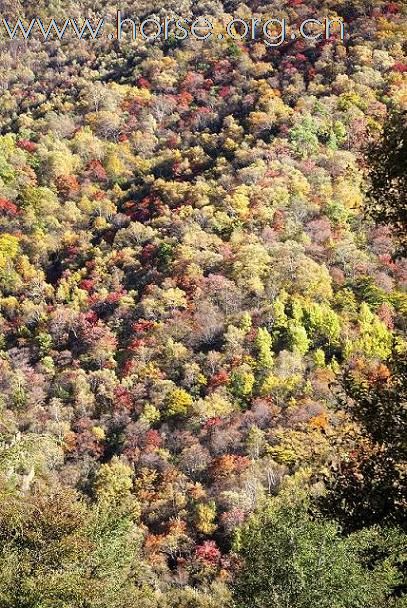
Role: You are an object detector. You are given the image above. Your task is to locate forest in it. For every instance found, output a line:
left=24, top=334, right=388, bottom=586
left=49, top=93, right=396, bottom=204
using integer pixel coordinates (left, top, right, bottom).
left=0, top=1, right=406, bottom=606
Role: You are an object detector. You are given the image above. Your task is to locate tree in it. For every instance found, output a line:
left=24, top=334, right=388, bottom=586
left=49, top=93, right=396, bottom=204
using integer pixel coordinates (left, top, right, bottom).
left=367, top=110, right=407, bottom=255
left=195, top=502, right=217, bottom=535
left=165, top=388, right=193, bottom=418
left=255, top=328, right=274, bottom=371
left=0, top=481, right=151, bottom=608
left=94, top=456, right=135, bottom=507
left=288, top=322, right=310, bottom=355
left=321, top=351, right=407, bottom=531
left=233, top=499, right=402, bottom=608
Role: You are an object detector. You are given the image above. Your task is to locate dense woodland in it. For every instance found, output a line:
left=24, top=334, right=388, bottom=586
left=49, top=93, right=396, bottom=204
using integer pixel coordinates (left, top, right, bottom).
left=0, top=1, right=406, bottom=606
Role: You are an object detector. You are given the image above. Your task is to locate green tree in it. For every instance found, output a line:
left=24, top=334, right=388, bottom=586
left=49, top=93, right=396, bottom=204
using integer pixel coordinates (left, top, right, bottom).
left=0, top=481, right=151, bottom=608
left=255, top=328, right=274, bottom=371
left=230, top=365, right=255, bottom=399
left=233, top=500, right=402, bottom=608
left=288, top=322, right=310, bottom=356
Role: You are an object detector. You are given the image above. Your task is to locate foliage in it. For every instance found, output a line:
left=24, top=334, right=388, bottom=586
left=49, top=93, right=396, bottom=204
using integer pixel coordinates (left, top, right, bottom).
left=0, top=0, right=405, bottom=604
left=321, top=350, right=407, bottom=531
left=233, top=498, right=403, bottom=608
left=367, top=110, right=407, bottom=256
left=0, top=481, right=149, bottom=608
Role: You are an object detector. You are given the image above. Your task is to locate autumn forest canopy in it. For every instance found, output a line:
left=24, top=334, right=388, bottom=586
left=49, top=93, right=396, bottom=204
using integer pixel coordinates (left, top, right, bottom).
left=0, top=0, right=406, bottom=607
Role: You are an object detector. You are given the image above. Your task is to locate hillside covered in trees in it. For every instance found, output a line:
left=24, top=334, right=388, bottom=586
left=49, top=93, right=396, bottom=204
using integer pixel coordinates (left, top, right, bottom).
left=0, top=1, right=406, bottom=606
